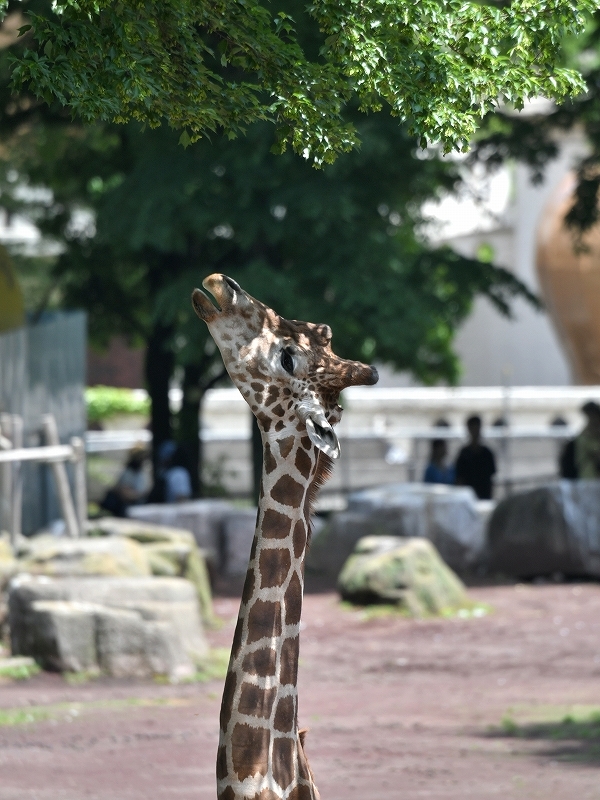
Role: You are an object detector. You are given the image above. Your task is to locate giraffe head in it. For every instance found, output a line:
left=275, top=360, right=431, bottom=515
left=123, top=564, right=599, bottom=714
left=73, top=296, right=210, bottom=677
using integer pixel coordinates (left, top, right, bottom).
left=192, top=273, right=378, bottom=458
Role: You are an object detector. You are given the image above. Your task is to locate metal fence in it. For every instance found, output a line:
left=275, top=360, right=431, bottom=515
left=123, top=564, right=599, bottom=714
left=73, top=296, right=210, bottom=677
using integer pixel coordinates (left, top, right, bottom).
left=0, top=311, right=86, bottom=533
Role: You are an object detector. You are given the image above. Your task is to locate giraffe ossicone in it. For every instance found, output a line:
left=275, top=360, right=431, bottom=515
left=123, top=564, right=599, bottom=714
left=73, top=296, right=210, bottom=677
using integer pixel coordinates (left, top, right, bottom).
left=193, top=274, right=378, bottom=800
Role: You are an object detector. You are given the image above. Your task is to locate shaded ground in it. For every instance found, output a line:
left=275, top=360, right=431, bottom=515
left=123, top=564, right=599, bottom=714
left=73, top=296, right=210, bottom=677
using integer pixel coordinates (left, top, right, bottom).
left=2, top=582, right=600, bottom=799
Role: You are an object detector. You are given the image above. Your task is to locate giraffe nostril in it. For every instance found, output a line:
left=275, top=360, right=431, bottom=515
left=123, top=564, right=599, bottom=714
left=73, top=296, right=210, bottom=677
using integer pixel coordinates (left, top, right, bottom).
left=222, top=276, right=241, bottom=293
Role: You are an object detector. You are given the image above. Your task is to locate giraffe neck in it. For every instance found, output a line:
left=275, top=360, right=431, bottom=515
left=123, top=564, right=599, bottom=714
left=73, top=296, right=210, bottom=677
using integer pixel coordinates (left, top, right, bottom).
left=217, top=426, right=321, bottom=800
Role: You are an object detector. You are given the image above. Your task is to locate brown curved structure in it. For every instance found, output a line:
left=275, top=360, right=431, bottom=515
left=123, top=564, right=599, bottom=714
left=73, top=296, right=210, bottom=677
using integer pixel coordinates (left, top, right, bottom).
left=537, top=172, right=600, bottom=384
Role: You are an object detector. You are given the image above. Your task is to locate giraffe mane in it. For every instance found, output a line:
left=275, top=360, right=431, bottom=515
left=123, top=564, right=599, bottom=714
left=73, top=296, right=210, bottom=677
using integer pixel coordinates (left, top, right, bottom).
left=306, top=451, right=334, bottom=545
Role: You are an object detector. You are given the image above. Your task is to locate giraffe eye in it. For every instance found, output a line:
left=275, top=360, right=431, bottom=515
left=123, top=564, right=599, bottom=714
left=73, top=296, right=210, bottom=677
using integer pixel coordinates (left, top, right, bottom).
left=280, top=348, right=294, bottom=375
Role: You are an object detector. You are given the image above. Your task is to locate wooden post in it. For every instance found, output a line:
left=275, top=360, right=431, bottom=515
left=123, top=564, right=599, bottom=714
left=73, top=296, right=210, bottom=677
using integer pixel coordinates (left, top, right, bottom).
left=0, top=414, right=12, bottom=535
left=10, top=415, right=23, bottom=548
left=42, top=415, right=79, bottom=538
left=70, top=436, right=87, bottom=536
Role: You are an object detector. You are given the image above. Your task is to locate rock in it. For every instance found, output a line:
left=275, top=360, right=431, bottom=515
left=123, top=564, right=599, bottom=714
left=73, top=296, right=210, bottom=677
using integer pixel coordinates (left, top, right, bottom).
left=16, top=535, right=151, bottom=578
left=26, top=600, right=99, bottom=673
left=307, top=511, right=378, bottom=580
left=8, top=575, right=206, bottom=679
left=487, top=480, right=600, bottom=578
left=126, top=500, right=232, bottom=568
left=0, top=532, right=17, bottom=589
left=338, top=536, right=470, bottom=616
left=86, top=517, right=214, bottom=624
left=222, top=509, right=256, bottom=576
left=307, top=484, right=488, bottom=580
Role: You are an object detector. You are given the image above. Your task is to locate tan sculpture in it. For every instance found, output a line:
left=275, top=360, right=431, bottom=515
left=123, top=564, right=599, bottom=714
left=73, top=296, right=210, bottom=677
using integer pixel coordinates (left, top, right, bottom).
left=0, top=245, right=24, bottom=333
left=537, top=172, right=600, bottom=383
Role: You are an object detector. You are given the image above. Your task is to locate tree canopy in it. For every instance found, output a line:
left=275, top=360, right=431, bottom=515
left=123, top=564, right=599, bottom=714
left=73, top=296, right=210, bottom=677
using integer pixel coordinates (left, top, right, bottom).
left=470, top=9, right=600, bottom=232
left=2, top=0, right=597, bottom=164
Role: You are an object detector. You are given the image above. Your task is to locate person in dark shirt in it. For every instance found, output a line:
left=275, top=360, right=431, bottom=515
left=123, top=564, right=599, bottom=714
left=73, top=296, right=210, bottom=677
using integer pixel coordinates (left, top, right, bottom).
left=455, top=415, right=496, bottom=499
left=423, top=438, right=455, bottom=485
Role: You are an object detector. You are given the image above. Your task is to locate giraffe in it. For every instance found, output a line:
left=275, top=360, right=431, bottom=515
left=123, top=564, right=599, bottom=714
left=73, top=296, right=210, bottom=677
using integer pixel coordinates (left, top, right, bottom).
left=192, top=273, right=378, bottom=800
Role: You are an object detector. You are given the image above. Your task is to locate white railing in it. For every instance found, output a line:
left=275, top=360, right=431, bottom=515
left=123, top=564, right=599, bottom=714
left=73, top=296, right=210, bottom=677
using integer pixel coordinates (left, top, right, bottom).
left=0, top=413, right=86, bottom=547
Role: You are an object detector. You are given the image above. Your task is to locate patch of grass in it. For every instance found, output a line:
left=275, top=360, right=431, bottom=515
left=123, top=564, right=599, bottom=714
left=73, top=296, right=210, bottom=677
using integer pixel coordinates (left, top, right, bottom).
left=154, top=647, right=230, bottom=685
left=0, top=696, right=192, bottom=727
left=191, top=648, right=230, bottom=682
left=441, top=603, right=491, bottom=619
left=498, top=710, right=600, bottom=741
left=0, top=661, right=40, bottom=681
left=501, top=714, right=519, bottom=735
left=340, top=599, right=492, bottom=621
left=63, top=670, right=100, bottom=685
left=0, top=707, right=52, bottom=726
left=489, top=706, right=600, bottom=764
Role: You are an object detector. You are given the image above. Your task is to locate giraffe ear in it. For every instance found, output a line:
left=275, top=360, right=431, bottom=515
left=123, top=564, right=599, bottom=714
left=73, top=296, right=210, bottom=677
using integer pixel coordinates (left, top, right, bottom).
left=306, top=414, right=340, bottom=459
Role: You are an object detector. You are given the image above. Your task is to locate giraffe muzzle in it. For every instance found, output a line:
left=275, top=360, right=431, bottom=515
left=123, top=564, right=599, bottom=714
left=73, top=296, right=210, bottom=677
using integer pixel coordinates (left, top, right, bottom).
left=192, top=274, right=245, bottom=322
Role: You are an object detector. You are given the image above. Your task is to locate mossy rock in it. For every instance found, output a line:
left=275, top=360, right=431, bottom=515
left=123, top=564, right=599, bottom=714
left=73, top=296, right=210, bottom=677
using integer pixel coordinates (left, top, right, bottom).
left=338, top=536, right=469, bottom=617
left=87, top=518, right=214, bottom=625
left=17, top=535, right=151, bottom=578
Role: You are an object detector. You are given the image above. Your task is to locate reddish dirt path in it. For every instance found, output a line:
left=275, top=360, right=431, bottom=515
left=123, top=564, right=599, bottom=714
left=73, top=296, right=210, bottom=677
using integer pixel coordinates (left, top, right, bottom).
left=1, top=583, right=600, bottom=799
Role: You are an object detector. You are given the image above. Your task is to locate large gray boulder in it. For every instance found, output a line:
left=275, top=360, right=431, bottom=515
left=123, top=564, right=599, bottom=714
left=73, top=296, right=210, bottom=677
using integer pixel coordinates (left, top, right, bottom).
left=9, top=575, right=207, bottom=679
left=488, top=480, right=600, bottom=578
left=127, top=500, right=232, bottom=569
left=222, top=509, right=256, bottom=576
left=307, top=483, right=488, bottom=579
left=338, top=536, right=470, bottom=616
left=87, top=517, right=214, bottom=624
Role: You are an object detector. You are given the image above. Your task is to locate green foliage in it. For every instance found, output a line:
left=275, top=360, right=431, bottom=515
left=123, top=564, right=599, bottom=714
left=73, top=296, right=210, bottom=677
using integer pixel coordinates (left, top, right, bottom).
left=85, top=386, right=150, bottom=423
left=470, top=9, right=600, bottom=232
left=2, top=116, right=535, bottom=384
left=2, top=0, right=595, bottom=163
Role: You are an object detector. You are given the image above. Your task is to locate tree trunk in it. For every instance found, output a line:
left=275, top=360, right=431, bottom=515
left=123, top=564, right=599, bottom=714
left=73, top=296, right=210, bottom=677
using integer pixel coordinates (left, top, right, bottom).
left=178, top=362, right=202, bottom=496
left=145, top=321, right=175, bottom=477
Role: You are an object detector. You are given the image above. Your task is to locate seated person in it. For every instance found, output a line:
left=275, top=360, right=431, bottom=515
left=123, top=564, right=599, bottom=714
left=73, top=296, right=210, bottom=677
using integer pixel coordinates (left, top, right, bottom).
left=164, top=446, right=193, bottom=503
left=423, top=438, right=455, bottom=485
left=148, top=440, right=193, bottom=503
left=100, top=444, right=149, bottom=517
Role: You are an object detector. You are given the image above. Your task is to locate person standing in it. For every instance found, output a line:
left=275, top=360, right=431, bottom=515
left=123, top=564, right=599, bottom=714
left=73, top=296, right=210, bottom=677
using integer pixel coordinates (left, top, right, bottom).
left=455, top=415, right=496, bottom=500
left=575, top=401, right=600, bottom=479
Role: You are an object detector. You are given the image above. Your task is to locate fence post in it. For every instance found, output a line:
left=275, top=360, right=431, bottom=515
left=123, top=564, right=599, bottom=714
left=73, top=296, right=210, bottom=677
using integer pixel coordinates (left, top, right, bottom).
left=10, top=415, right=23, bottom=548
left=0, top=413, right=12, bottom=535
left=70, top=436, right=87, bottom=536
left=42, top=414, right=79, bottom=538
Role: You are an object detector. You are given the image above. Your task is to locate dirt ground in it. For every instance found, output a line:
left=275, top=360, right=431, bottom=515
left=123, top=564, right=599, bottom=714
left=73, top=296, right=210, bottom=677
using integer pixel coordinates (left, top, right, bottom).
left=1, top=581, right=600, bottom=800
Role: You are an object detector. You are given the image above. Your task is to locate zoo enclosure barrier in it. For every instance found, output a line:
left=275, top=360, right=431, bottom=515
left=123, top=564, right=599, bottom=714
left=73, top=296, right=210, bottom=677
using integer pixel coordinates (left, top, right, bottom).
left=0, top=413, right=86, bottom=548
